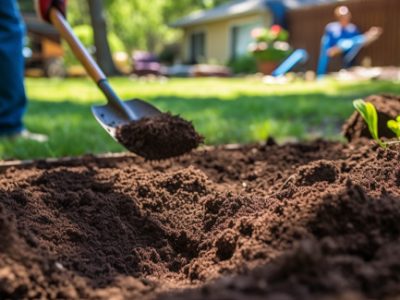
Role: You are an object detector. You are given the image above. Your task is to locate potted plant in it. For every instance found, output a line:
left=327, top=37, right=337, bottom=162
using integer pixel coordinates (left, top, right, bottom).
left=249, top=25, right=291, bottom=75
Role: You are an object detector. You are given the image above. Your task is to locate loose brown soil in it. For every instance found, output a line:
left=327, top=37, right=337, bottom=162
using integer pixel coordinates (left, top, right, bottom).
left=115, top=113, right=203, bottom=160
left=1, top=94, right=400, bottom=300
left=342, top=94, right=400, bottom=142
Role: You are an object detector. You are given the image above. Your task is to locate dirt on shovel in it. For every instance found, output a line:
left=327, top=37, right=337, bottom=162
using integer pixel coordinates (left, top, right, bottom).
left=116, top=113, right=204, bottom=160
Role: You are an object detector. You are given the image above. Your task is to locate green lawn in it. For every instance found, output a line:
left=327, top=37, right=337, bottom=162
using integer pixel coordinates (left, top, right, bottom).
left=0, top=77, right=399, bottom=160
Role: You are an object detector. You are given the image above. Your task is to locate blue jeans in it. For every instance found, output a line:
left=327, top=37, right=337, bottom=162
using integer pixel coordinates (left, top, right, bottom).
left=0, top=1, right=26, bottom=135
left=317, top=34, right=366, bottom=77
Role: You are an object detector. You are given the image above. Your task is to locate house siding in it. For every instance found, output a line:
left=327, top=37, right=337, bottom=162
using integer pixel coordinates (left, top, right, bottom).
left=182, top=12, right=272, bottom=64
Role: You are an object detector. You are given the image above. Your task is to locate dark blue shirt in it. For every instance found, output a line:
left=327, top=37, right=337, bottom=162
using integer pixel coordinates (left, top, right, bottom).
left=324, top=22, right=360, bottom=48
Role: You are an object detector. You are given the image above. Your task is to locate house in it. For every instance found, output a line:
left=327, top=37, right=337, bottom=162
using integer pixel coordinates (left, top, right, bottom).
left=172, top=0, right=338, bottom=65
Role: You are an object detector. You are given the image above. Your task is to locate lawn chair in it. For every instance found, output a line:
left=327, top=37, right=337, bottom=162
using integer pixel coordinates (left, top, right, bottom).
left=272, top=49, right=309, bottom=77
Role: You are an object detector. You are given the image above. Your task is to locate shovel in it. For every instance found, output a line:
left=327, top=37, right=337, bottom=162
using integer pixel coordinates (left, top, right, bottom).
left=48, top=8, right=161, bottom=141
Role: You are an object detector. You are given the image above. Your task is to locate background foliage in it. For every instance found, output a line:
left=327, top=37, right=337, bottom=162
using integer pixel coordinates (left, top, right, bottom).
left=19, top=0, right=229, bottom=53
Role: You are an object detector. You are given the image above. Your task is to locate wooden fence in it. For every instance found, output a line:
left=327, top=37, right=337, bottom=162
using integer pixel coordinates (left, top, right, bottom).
left=287, top=0, right=400, bottom=72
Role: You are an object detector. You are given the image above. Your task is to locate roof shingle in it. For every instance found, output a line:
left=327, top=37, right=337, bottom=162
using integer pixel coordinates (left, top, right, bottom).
left=171, top=0, right=339, bottom=28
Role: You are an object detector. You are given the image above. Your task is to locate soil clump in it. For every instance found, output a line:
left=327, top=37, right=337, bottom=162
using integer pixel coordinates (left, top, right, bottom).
left=115, top=113, right=203, bottom=160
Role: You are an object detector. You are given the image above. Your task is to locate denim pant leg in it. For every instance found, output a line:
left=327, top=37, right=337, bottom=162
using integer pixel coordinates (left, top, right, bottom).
left=0, top=0, right=27, bottom=135
left=317, top=36, right=330, bottom=77
left=338, top=35, right=366, bottom=67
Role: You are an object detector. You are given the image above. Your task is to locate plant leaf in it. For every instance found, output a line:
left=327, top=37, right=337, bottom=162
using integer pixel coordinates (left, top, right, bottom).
left=365, top=102, right=379, bottom=140
left=353, top=99, right=386, bottom=148
left=387, top=119, right=400, bottom=138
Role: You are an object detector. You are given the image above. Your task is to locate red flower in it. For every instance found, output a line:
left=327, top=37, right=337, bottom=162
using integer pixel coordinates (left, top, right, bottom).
left=270, top=25, right=282, bottom=34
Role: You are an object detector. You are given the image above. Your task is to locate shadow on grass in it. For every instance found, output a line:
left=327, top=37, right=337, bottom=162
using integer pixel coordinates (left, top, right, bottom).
left=331, top=80, right=400, bottom=95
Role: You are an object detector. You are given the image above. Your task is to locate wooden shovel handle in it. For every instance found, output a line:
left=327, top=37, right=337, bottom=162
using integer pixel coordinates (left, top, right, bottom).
left=49, top=8, right=106, bottom=83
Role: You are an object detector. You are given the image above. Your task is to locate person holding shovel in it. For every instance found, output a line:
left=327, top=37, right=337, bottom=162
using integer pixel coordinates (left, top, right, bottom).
left=0, top=0, right=65, bottom=141
left=317, top=5, right=382, bottom=77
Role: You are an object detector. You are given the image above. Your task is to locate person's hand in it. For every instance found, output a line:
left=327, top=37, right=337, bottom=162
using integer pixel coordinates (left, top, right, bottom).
left=35, top=0, right=67, bottom=23
left=364, top=26, right=383, bottom=45
left=327, top=46, right=342, bottom=57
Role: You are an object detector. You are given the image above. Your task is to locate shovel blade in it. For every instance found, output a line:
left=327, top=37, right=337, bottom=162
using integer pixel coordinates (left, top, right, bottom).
left=91, top=98, right=161, bottom=140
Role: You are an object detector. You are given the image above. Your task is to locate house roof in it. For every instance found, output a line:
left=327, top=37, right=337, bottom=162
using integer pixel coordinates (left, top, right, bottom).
left=277, top=0, right=339, bottom=10
left=171, top=0, right=339, bottom=28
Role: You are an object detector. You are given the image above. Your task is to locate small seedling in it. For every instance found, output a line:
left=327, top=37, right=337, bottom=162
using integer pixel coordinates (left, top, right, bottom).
left=387, top=116, right=400, bottom=138
left=353, top=99, right=386, bottom=148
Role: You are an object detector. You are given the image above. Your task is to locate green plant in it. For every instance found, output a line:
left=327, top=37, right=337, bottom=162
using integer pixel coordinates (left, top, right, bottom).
left=228, top=55, right=257, bottom=74
left=387, top=116, right=400, bottom=138
left=353, top=99, right=386, bottom=148
left=249, top=25, right=291, bottom=62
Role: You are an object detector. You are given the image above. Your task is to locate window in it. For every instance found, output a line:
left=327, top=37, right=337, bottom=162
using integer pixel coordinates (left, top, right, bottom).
left=190, top=32, right=206, bottom=64
left=231, top=21, right=262, bottom=60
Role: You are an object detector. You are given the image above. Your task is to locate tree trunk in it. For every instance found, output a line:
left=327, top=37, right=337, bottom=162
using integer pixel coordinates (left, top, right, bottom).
left=87, top=0, right=120, bottom=76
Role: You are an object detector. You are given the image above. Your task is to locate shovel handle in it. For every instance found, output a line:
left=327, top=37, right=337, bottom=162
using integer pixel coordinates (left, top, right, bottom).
left=49, top=8, right=133, bottom=117
left=49, top=8, right=106, bottom=83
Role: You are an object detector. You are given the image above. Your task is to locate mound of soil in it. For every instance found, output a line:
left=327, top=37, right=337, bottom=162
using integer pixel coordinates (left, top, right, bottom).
left=115, top=113, right=203, bottom=160
left=0, top=135, right=399, bottom=299
left=342, top=94, right=400, bottom=142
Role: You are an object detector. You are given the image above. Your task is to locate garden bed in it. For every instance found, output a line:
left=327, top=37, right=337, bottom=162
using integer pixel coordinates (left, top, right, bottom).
left=1, top=95, right=400, bottom=300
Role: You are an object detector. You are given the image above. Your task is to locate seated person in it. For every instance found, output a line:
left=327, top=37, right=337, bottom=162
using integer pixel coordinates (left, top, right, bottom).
left=317, top=5, right=382, bottom=77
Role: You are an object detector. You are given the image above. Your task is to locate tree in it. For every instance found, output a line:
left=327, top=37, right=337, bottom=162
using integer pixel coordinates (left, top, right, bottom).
left=87, top=0, right=119, bottom=75
left=67, top=0, right=230, bottom=56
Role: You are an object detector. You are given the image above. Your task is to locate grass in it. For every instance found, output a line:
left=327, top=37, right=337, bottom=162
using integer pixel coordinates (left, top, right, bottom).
left=0, top=77, right=399, bottom=160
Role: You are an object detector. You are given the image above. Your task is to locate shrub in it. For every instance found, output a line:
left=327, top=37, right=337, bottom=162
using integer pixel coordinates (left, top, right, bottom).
left=159, top=43, right=181, bottom=65
left=228, top=55, right=257, bottom=74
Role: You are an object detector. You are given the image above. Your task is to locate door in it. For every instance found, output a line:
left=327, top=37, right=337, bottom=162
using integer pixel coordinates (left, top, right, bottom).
left=190, top=32, right=206, bottom=64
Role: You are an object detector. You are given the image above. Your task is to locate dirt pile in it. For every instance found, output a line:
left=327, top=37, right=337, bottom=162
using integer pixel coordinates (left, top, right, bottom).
left=342, top=94, right=400, bottom=142
left=1, top=92, right=400, bottom=299
left=116, top=113, right=203, bottom=160
left=162, top=152, right=400, bottom=299
left=0, top=137, right=399, bottom=299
